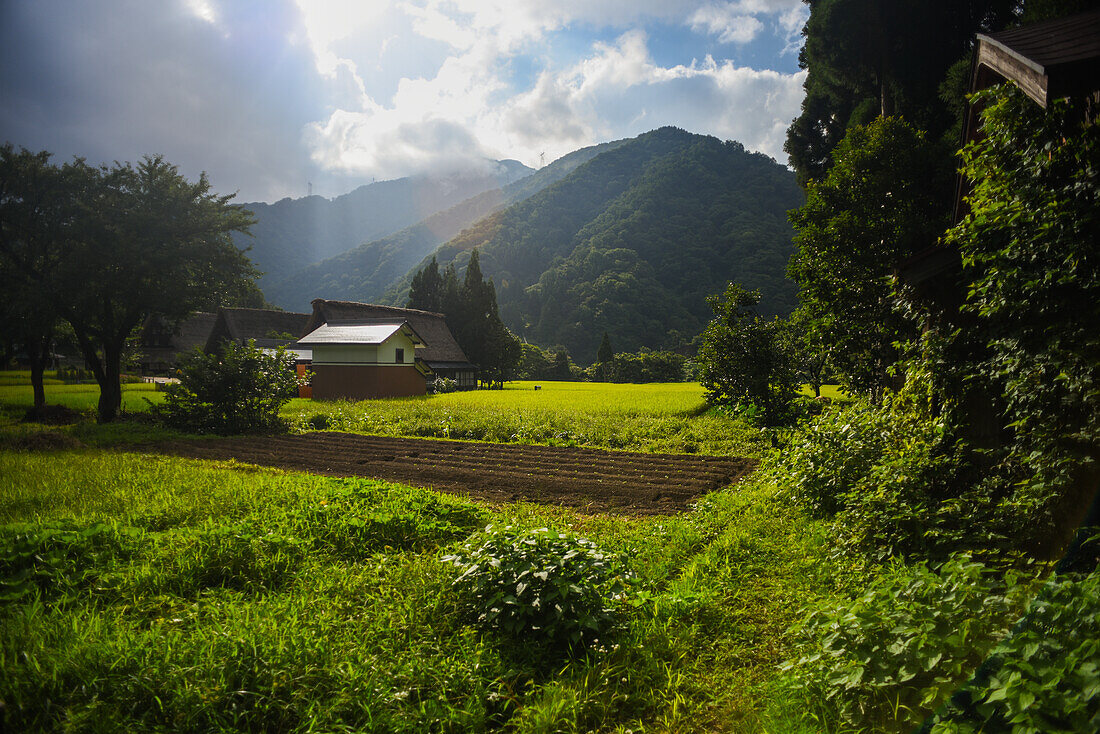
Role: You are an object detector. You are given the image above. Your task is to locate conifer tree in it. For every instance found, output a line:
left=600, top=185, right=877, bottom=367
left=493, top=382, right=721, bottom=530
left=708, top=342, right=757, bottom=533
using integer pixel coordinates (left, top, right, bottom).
left=407, top=256, right=443, bottom=312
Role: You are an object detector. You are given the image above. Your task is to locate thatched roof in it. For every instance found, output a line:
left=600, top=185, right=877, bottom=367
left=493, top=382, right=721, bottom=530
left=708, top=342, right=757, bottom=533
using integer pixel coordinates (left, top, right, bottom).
left=305, top=300, right=473, bottom=366
left=138, top=312, right=217, bottom=367
left=204, top=308, right=311, bottom=353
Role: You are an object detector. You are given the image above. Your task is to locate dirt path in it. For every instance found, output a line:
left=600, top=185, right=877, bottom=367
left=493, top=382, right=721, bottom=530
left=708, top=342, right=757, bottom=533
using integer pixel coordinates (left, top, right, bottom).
left=140, top=432, right=755, bottom=516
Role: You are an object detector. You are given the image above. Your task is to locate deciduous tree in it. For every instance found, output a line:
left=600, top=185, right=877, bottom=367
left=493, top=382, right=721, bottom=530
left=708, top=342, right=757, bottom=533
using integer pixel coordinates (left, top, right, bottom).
left=0, top=145, right=76, bottom=412
left=697, top=283, right=798, bottom=425
left=58, top=156, right=256, bottom=422
left=788, top=117, right=950, bottom=399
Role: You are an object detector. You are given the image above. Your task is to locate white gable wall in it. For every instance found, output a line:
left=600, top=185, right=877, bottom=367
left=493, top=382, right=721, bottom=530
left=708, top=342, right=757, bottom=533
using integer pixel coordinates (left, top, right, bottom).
left=310, top=332, right=416, bottom=365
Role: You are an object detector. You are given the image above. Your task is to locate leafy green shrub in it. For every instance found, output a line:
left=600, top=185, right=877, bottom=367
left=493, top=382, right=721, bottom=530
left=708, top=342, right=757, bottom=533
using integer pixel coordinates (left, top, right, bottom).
left=430, top=377, right=458, bottom=394
left=443, top=525, right=627, bottom=650
left=780, top=554, right=1037, bottom=731
left=152, top=340, right=297, bottom=434
left=774, top=391, right=1015, bottom=560
left=929, top=567, right=1100, bottom=734
left=777, top=401, right=891, bottom=517
left=0, top=520, right=141, bottom=603
left=697, top=282, right=799, bottom=426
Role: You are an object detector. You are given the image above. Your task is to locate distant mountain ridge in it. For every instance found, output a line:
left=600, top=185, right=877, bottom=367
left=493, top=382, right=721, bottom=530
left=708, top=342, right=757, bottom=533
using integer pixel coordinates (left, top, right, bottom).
left=382, top=127, right=804, bottom=363
left=234, top=160, right=534, bottom=288
left=264, top=140, right=628, bottom=311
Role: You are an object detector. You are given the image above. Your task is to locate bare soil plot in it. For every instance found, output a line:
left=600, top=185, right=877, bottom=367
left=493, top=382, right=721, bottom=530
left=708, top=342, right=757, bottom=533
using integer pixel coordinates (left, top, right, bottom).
left=141, top=432, right=755, bottom=516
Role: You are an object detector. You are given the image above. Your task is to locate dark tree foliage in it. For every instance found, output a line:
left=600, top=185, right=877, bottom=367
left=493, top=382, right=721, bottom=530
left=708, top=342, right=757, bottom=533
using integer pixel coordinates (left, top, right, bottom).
left=698, top=283, right=798, bottom=426
left=407, top=256, right=443, bottom=312
left=593, top=332, right=614, bottom=381
left=0, top=145, right=73, bottom=411
left=440, top=250, right=521, bottom=388
left=788, top=117, right=952, bottom=399
left=588, top=350, right=687, bottom=384
left=596, top=332, right=613, bottom=365
left=785, top=0, right=1018, bottom=186
left=942, top=85, right=1100, bottom=511
left=153, top=340, right=298, bottom=434
left=514, top=342, right=557, bottom=381
left=56, top=156, right=257, bottom=422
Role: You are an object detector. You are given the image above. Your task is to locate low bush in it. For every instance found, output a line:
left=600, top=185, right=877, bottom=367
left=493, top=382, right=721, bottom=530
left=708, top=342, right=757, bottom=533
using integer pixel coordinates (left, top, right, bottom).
left=429, top=377, right=458, bottom=394
left=928, top=565, right=1100, bottom=734
left=773, top=388, right=1018, bottom=560
left=779, top=553, right=1038, bottom=731
left=152, top=341, right=297, bottom=434
left=444, top=525, right=628, bottom=651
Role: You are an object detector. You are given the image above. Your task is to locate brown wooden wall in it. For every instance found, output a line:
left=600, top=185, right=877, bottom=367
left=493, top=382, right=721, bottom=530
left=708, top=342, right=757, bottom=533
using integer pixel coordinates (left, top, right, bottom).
left=311, top=364, right=426, bottom=400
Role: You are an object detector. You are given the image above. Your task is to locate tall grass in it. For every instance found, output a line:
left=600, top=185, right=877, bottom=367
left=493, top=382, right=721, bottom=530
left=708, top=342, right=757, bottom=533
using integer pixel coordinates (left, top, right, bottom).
left=0, top=443, right=841, bottom=732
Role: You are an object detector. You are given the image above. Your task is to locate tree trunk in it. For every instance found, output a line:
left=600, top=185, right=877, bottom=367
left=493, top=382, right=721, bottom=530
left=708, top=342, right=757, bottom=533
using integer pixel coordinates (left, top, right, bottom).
left=97, top=342, right=124, bottom=423
left=28, top=330, right=53, bottom=411
left=30, top=357, right=47, bottom=410
left=69, top=323, right=121, bottom=423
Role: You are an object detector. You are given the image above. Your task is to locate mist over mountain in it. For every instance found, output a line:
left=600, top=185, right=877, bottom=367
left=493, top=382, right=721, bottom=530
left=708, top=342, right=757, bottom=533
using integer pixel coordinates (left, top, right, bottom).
left=383, top=127, right=803, bottom=363
left=263, top=140, right=628, bottom=312
left=234, top=160, right=533, bottom=288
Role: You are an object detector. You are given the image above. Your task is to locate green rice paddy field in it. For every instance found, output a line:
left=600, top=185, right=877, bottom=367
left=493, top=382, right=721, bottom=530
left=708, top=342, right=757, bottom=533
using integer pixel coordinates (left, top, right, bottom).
left=0, top=372, right=847, bottom=732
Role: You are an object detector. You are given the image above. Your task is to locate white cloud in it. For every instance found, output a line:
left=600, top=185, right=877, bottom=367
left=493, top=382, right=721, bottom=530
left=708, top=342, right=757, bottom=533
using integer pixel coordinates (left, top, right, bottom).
left=499, top=30, right=805, bottom=164
left=0, top=1, right=809, bottom=203
left=688, top=1, right=806, bottom=47
left=303, top=6, right=807, bottom=182
left=690, top=6, right=764, bottom=44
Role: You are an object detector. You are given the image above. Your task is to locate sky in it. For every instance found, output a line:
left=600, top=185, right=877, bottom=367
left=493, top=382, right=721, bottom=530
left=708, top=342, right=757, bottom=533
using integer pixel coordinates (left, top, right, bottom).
left=0, top=0, right=809, bottom=203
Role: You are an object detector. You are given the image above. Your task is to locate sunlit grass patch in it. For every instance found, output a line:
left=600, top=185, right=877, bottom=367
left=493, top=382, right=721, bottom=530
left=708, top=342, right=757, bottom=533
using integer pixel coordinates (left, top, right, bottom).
left=285, top=381, right=769, bottom=457
left=0, top=380, right=163, bottom=415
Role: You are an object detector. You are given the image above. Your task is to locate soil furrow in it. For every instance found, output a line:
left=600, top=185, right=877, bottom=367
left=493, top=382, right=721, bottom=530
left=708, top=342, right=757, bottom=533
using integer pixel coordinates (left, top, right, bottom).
left=136, top=433, right=756, bottom=516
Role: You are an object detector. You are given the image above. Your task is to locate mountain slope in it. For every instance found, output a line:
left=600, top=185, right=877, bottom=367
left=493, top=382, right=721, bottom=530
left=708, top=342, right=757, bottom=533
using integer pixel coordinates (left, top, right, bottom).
left=387, top=127, right=804, bottom=363
left=235, top=160, right=533, bottom=288
left=264, top=140, right=628, bottom=312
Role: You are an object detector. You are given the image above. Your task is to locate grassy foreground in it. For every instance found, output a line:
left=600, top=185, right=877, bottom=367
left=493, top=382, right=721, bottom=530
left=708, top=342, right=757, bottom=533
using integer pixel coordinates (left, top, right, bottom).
left=0, top=374, right=845, bottom=732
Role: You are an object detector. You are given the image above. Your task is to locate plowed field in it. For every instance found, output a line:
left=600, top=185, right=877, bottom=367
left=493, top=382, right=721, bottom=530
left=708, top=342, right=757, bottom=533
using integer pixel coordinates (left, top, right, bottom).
left=142, top=432, right=755, bottom=516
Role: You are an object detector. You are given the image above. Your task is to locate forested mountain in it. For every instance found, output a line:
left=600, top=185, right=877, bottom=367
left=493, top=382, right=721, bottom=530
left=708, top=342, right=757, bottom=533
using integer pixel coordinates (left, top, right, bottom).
left=233, top=160, right=533, bottom=288
left=264, top=140, right=627, bottom=311
left=387, top=127, right=803, bottom=364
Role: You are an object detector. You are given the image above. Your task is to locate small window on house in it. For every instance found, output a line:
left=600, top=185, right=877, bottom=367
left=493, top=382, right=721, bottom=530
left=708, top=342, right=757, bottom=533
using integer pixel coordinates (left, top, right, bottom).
left=395, top=348, right=404, bottom=363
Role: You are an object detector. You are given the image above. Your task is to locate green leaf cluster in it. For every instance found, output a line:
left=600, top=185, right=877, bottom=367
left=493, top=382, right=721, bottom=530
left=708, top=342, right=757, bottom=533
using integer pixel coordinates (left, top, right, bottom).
left=772, top=383, right=1032, bottom=560
left=781, top=553, right=1037, bottom=731
left=788, top=116, right=951, bottom=398
left=941, top=84, right=1100, bottom=511
left=697, top=283, right=798, bottom=426
left=443, top=525, right=626, bottom=651
left=930, top=567, right=1100, bottom=733
left=152, top=340, right=298, bottom=434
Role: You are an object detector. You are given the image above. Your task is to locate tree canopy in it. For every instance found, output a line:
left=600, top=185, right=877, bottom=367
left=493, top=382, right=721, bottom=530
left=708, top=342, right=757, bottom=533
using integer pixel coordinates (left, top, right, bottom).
left=697, top=283, right=798, bottom=426
left=785, top=0, right=1018, bottom=186
left=1, top=146, right=259, bottom=422
left=409, top=250, right=521, bottom=388
left=0, top=145, right=76, bottom=411
left=788, top=117, right=951, bottom=398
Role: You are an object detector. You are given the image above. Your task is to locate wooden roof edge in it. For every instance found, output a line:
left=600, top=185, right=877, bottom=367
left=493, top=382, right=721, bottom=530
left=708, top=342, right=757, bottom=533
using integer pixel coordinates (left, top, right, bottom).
left=975, top=32, right=1048, bottom=77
